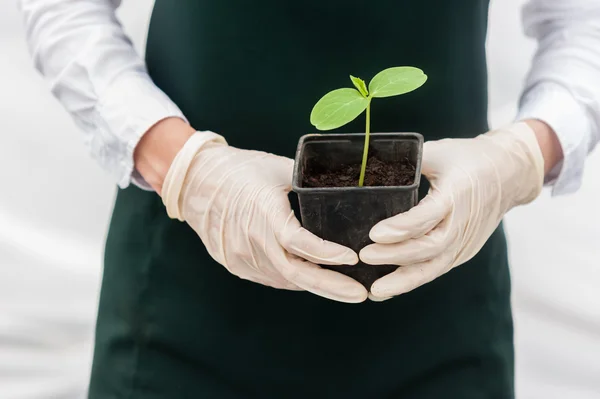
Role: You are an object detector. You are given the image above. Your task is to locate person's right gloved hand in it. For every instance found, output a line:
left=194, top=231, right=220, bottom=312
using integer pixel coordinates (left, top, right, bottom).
left=161, top=131, right=368, bottom=303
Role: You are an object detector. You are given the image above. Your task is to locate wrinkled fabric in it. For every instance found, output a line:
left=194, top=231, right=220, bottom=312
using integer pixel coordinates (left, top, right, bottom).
left=17, top=0, right=185, bottom=190
left=16, top=0, right=600, bottom=194
left=518, top=0, right=600, bottom=194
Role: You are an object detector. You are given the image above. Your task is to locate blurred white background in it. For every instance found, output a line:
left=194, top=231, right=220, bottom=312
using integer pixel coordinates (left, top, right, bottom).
left=0, top=0, right=598, bottom=398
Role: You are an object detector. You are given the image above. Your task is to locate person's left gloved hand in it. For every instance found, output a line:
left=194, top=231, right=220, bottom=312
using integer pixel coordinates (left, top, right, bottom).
left=360, top=122, right=545, bottom=301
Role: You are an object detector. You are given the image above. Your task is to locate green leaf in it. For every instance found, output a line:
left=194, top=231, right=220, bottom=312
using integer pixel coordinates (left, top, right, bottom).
left=310, top=88, right=370, bottom=131
left=350, top=75, right=369, bottom=97
left=368, top=67, right=427, bottom=98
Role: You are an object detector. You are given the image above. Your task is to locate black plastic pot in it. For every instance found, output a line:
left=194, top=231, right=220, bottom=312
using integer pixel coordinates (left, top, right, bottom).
left=292, top=133, right=423, bottom=290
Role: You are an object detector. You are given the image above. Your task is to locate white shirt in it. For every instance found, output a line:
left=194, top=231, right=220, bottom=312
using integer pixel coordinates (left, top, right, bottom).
left=16, top=0, right=600, bottom=195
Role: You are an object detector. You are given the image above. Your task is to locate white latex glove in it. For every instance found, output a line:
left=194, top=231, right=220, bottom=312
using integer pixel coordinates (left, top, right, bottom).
left=360, top=122, right=545, bottom=300
left=161, top=131, right=368, bottom=303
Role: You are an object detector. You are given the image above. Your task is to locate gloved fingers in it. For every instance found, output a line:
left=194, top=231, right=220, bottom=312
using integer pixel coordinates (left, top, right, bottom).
left=275, top=253, right=368, bottom=303
left=236, top=256, right=303, bottom=291
left=278, top=155, right=296, bottom=186
left=369, top=252, right=455, bottom=298
left=369, top=191, right=452, bottom=244
left=368, top=293, right=393, bottom=302
left=258, top=152, right=296, bottom=191
left=420, top=139, right=450, bottom=175
left=242, top=272, right=303, bottom=291
left=360, top=219, right=455, bottom=265
left=277, top=210, right=358, bottom=266
left=216, top=247, right=303, bottom=291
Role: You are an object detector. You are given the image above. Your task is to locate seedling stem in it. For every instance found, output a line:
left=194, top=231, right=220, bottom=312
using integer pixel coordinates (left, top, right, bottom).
left=358, top=101, right=371, bottom=187
left=310, top=66, right=427, bottom=187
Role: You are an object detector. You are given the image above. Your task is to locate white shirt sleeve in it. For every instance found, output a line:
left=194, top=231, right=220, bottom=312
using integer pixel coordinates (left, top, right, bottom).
left=18, top=0, right=600, bottom=194
left=17, top=0, right=186, bottom=190
left=517, top=0, right=600, bottom=196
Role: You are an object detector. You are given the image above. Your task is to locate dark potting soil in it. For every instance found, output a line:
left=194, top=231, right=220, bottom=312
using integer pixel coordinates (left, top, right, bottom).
left=302, top=154, right=416, bottom=188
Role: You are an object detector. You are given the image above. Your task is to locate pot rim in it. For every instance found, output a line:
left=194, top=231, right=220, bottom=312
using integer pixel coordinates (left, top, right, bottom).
left=292, top=132, right=423, bottom=193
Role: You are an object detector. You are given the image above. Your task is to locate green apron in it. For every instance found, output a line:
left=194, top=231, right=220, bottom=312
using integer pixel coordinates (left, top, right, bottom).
left=89, top=1, right=514, bottom=398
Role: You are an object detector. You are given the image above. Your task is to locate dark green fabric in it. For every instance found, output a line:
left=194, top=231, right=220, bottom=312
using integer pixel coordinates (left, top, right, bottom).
left=89, top=1, right=515, bottom=398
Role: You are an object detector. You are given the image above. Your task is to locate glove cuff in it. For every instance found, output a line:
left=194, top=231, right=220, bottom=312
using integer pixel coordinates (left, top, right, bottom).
left=162, top=131, right=227, bottom=220
left=487, top=122, right=545, bottom=207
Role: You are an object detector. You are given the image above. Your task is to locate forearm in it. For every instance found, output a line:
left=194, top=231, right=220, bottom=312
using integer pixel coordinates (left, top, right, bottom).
left=523, top=119, right=563, bottom=176
left=134, top=118, right=196, bottom=195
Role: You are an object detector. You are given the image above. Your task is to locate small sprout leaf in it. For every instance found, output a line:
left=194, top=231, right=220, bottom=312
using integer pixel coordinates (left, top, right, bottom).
left=309, top=65, right=427, bottom=186
left=368, top=67, right=427, bottom=98
left=350, top=75, right=369, bottom=97
left=310, top=88, right=370, bottom=131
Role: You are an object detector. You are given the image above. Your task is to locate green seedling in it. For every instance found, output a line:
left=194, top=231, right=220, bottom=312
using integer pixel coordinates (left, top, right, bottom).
left=310, top=67, right=427, bottom=186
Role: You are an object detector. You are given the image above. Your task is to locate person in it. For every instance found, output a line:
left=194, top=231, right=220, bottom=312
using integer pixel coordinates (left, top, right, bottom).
left=17, top=0, right=600, bottom=397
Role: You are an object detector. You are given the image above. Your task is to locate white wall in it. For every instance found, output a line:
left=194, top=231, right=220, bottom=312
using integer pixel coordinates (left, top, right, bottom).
left=0, top=0, right=598, bottom=398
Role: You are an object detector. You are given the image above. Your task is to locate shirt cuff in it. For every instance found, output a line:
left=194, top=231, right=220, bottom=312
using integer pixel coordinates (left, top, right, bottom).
left=95, top=72, right=187, bottom=191
left=516, top=82, right=593, bottom=196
